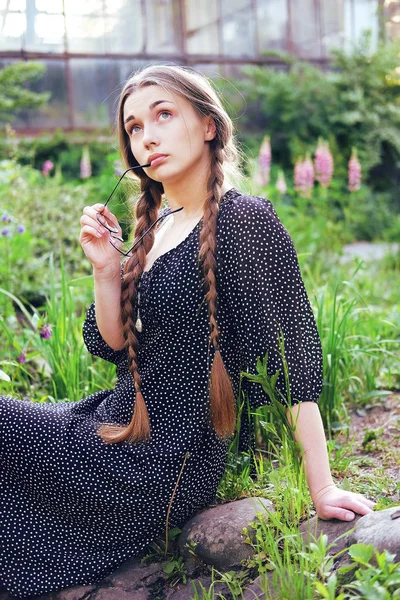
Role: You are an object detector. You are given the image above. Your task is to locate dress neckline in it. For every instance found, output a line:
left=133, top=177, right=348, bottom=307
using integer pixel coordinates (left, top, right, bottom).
left=141, top=187, right=239, bottom=278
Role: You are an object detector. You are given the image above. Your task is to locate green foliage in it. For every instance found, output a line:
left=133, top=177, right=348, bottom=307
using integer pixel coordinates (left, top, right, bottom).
left=219, top=30, right=400, bottom=197
left=0, top=127, right=119, bottom=180
left=0, top=62, right=50, bottom=123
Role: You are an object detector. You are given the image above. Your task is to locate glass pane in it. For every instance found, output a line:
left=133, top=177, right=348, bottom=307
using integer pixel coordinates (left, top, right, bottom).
left=257, top=0, right=289, bottom=54
left=185, top=0, right=219, bottom=54
left=4, top=59, right=70, bottom=129
left=321, top=0, right=345, bottom=58
left=24, top=13, right=65, bottom=52
left=105, top=2, right=144, bottom=54
left=221, top=0, right=256, bottom=57
left=0, top=13, right=26, bottom=50
left=65, top=15, right=106, bottom=53
left=291, top=0, right=321, bottom=58
left=35, top=0, right=63, bottom=13
left=8, top=0, right=26, bottom=9
left=63, top=0, right=102, bottom=16
left=344, top=0, right=379, bottom=51
left=146, top=0, right=181, bottom=54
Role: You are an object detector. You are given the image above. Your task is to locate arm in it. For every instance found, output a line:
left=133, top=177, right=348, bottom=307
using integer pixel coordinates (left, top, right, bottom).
left=93, top=263, right=125, bottom=351
left=82, top=262, right=128, bottom=365
left=287, top=402, right=376, bottom=520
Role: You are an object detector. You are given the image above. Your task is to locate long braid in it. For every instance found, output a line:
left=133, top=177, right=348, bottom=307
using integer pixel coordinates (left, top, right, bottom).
left=199, top=145, right=236, bottom=438
left=97, top=181, right=163, bottom=443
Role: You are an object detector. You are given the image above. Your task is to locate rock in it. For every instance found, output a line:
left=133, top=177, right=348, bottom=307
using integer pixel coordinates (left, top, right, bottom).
left=103, top=556, right=164, bottom=591
left=57, top=585, right=97, bottom=600
left=178, top=497, right=274, bottom=569
left=164, top=576, right=229, bottom=599
left=299, top=512, right=364, bottom=555
left=347, top=505, right=400, bottom=562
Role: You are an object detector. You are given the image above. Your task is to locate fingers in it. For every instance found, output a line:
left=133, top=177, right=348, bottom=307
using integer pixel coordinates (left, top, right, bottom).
left=80, top=205, right=121, bottom=239
left=318, top=506, right=356, bottom=521
left=318, top=497, right=376, bottom=522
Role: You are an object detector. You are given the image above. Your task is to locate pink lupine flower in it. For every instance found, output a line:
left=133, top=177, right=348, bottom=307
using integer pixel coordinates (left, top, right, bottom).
left=294, top=155, right=314, bottom=198
left=257, top=135, right=271, bottom=186
left=39, top=324, right=53, bottom=339
left=17, top=352, right=27, bottom=363
left=314, top=138, right=334, bottom=188
left=41, top=160, right=54, bottom=176
left=80, top=146, right=92, bottom=179
left=348, top=148, right=362, bottom=192
left=275, top=169, right=287, bottom=195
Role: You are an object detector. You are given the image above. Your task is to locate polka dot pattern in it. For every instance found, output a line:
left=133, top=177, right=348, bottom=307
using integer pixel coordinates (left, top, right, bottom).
left=0, top=188, right=322, bottom=597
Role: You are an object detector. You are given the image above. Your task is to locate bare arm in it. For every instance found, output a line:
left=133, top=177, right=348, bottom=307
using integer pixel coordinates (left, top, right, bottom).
left=286, top=402, right=334, bottom=503
left=93, top=264, right=126, bottom=351
left=286, top=402, right=376, bottom=520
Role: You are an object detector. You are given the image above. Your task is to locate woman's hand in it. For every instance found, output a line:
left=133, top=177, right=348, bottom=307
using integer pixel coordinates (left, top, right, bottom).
left=79, top=204, right=122, bottom=272
left=314, top=483, right=377, bottom=521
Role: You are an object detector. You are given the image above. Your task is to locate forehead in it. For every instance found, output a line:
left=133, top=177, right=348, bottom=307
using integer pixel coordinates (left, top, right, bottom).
left=123, top=85, right=181, bottom=119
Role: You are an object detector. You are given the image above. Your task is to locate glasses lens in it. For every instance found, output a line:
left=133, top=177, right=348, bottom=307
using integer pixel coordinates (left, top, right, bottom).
left=109, top=236, right=133, bottom=257
left=101, top=175, right=136, bottom=239
left=97, top=211, right=119, bottom=233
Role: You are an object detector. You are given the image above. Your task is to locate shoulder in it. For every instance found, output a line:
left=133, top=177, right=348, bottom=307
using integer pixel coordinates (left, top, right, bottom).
left=218, top=188, right=290, bottom=242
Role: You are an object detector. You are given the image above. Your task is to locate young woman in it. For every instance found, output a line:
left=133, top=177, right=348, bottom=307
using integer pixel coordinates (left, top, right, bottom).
left=0, top=64, right=375, bottom=598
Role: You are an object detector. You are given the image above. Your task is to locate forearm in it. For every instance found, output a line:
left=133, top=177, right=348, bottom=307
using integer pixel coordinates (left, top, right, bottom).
left=286, top=402, right=335, bottom=503
left=93, top=264, right=125, bottom=351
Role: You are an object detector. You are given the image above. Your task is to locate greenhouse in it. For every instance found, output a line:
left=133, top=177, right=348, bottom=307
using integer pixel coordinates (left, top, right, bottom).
left=0, top=0, right=398, bottom=130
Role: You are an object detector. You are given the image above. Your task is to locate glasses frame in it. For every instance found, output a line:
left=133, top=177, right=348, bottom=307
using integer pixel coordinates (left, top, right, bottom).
left=96, top=165, right=183, bottom=257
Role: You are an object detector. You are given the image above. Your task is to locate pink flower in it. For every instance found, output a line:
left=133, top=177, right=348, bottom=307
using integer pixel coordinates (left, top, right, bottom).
left=294, top=155, right=314, bottom=198
left=42, top=160, right=54, bottom=176
left=80, top=146, right=92, bottom=179
left=314, top=139, right=334, bottom=188
left=348, top=148, right=362, bottom=192
left=257, top=135, right=271, bottom=186
left=39, top=324, right=52, bottom=339
left=17, top=352, right=27, bottom=363
left=275, top=169, right=287, bottom=195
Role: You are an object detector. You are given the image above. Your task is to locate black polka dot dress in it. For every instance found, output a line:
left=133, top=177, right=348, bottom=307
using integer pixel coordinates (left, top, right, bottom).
left=0, top=188, right=323, bottom=598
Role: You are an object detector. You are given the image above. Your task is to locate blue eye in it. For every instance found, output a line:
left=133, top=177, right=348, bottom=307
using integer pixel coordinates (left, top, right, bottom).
left=128, top=110, right=171, bottom=136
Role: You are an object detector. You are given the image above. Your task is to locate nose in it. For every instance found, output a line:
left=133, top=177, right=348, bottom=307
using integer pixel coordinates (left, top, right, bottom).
left=142, top=124, right=160, bottom=149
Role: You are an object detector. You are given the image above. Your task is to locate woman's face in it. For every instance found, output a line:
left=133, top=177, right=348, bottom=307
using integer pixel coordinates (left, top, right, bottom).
left=122, top=85, right=216, bottom=187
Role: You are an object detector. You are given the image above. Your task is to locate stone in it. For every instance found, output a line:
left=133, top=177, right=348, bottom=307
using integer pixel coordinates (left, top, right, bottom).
left=57, top=584, right=97, bottom=600
left=347, top=505, right=400, bottom=562
left=299, top=512, right=364, bottom=555
left=178, top=497, right=274, bottom=569
left=104, top=556, right=165, bottom=592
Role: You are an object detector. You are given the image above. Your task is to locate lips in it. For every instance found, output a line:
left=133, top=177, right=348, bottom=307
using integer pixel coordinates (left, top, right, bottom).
left=150, top=155, right=168, bottom=167
left=148, top=153, right=168, bottom=165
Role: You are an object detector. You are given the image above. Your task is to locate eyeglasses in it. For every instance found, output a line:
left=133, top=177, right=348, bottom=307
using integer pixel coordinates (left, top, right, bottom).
left=96, top=164, right=183, bottom=257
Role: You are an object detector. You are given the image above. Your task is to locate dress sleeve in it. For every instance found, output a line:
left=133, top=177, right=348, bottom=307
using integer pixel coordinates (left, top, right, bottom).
left=82, top=262, right=128, bottom=365
left=218, top=194, right=323, bottom=410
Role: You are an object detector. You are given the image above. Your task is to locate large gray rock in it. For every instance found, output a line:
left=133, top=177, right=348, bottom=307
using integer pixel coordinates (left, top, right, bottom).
left=347, top=505, right=400, bottom=561
left=178, top=496, right=274, bottom=569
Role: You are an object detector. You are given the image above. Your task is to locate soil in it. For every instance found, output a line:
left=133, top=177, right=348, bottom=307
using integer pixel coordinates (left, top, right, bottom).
left=334, top=391, right=400, bottom=502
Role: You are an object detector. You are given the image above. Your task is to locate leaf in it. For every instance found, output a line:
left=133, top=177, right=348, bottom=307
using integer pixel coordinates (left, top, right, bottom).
left=348, top=543, right=374, bottom=564
left=0, top=368, right=11, bottom=382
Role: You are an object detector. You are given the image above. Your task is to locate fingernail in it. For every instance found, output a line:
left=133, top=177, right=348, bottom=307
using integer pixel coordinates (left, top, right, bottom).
left=96, top=231, right=102, bottom=238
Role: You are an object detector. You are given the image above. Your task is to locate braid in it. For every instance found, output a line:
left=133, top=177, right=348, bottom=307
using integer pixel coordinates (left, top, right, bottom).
left=97, top=181, right=163, bottom=444
left=199, top=145, right=236, bottom=439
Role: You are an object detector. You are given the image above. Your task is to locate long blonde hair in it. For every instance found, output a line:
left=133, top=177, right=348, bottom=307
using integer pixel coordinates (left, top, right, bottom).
left=97, top=64, right=246, bottom=444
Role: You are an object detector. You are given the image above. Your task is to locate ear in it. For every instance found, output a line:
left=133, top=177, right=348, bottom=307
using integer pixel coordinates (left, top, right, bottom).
left=204, top=116, right=216, bottom=141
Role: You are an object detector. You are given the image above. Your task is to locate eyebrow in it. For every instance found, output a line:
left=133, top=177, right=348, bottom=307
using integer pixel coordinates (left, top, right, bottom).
left=124, top=100, right=174, bottom=125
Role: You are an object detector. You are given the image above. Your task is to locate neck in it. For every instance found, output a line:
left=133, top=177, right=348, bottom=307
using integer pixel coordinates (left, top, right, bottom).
left=162, top=173, right=234, bottom=221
